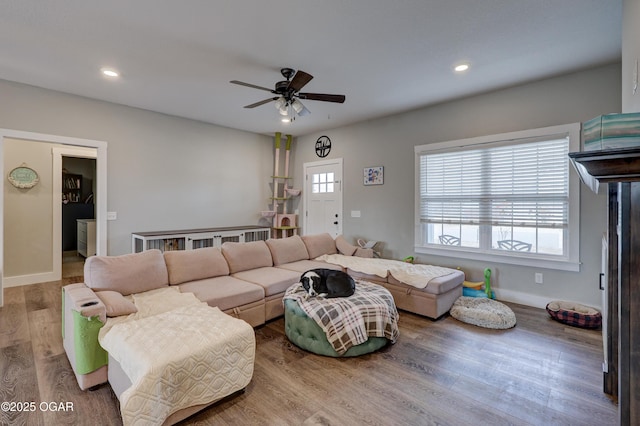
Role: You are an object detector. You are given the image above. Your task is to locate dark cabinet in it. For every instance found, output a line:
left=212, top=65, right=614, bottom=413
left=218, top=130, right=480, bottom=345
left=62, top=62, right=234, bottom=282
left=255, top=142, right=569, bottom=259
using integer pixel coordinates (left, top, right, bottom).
left=569, top=147, right=640, bottom=425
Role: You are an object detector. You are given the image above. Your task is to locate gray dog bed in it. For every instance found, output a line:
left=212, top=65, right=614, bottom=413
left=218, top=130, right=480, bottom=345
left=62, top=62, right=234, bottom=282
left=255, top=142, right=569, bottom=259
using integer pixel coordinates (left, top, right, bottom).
left=450, top=296, right=516, bottom=329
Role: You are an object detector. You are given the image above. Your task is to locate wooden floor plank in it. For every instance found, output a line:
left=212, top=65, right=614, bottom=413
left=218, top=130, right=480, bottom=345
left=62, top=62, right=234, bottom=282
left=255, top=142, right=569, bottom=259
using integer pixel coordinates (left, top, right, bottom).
left=37, top=353, right=121, bottom=426
left=0, top=278, right=618, bottom=425
left=0, top=303, right=31, bottom=349
left=28, top=308, right=64, bottom=361
left=0, top=342, right=43, bottom=426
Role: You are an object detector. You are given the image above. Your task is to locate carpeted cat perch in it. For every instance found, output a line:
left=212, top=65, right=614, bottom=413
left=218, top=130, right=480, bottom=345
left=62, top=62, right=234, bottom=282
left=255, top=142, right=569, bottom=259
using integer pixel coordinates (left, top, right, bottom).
left=450, top=296, right=516, bottom=329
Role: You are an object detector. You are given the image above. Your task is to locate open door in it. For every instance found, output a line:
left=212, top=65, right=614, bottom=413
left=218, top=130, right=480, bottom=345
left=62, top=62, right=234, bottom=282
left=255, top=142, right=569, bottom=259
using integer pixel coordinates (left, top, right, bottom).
left=54, top=147, right=97, bottom=281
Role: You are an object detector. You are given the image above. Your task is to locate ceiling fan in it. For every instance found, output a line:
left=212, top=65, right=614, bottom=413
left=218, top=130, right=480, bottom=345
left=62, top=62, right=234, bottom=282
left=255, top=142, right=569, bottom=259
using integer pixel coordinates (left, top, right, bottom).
left=230, top=68, right=345, bottom=121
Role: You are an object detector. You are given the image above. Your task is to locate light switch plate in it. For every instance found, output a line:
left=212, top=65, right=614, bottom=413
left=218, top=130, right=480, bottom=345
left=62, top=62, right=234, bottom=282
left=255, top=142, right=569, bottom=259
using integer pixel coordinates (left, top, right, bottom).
left=107, top=211, right=117, bottom=220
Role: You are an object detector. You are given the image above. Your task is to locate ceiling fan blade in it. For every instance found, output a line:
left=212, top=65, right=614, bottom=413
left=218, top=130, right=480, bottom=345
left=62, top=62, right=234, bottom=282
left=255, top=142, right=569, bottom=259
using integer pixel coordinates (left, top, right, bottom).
left=298, top=93, right=346, bottom=103
left=244, top=97, right=278, bottom=108
left=288, top=70, right=313, bottom=92
left=230, top=80, right=275, bottom=93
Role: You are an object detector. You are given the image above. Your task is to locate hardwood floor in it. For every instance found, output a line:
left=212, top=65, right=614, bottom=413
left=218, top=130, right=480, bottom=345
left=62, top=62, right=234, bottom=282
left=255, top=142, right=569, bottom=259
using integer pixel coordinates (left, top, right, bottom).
left=62, top=251, right=85, bottom=279
left=1, top=278, right=617, bottom=425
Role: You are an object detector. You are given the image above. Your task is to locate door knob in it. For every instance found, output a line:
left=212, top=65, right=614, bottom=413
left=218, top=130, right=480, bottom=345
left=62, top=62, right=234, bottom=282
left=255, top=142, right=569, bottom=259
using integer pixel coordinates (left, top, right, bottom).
left=334, top=221, right=338, bottom=225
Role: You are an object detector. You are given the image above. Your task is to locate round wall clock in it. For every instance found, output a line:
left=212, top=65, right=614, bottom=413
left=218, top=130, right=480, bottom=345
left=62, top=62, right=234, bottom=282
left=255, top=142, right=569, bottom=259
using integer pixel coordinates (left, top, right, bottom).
left=8, top=165, right=39, bottom=189
left=315, top=135, right=331, bottom=158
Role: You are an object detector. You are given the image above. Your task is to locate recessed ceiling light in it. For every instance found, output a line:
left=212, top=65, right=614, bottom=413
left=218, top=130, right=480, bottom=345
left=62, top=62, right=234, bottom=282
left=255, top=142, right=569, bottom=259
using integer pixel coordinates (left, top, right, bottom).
left=101, top=68, right=119, bottom=78
left=454, top=63, right=470, bottom=73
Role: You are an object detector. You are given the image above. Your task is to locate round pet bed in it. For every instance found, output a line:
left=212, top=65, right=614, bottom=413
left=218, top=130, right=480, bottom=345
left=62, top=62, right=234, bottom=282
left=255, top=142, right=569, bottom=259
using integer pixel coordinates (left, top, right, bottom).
left=546, top=300, right=602, bottom=329
left=450, top=296, right=516, bottom=329
left=284, top=299, right=389, bottom=357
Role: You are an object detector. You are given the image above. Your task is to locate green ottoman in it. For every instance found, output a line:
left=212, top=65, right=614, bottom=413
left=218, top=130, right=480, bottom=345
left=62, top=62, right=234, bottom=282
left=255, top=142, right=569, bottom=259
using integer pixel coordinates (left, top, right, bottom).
left=284, top=298, right=389, bottom=357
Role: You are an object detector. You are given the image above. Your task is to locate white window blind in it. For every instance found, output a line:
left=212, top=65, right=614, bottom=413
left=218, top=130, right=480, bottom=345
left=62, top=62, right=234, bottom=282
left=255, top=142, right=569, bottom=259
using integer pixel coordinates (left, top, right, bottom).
left=415, top=123, right=580, bottom=270
left=419, top=137, right=569, bottom=231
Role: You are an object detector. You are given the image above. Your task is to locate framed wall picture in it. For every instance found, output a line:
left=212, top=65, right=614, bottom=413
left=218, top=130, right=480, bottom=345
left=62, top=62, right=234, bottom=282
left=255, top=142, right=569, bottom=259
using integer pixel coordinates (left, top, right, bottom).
left=8, top=164, right=39, bottom=189
left=364, top=166, right=384, bottom=185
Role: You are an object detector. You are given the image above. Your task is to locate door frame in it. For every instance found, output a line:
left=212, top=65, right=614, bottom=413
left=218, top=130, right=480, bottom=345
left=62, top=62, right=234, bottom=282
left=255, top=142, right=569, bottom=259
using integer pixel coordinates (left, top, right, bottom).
left=302, top=157, right=343, bottom=236
left=53, top=146, right=98, bottom=283
left=0, top=129, right=107, bottom=306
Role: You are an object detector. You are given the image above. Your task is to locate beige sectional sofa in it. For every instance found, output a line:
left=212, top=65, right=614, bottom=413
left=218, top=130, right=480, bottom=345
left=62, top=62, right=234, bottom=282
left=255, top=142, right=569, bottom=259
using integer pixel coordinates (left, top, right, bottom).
left=63, top=233, right=350, bottom=390
left=63, top=232, right=463, bottom=395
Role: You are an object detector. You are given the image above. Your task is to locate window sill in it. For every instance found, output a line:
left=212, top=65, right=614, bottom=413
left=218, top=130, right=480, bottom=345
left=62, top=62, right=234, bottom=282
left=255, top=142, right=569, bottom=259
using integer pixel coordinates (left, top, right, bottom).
left=414, top=245, right=580, bottom=272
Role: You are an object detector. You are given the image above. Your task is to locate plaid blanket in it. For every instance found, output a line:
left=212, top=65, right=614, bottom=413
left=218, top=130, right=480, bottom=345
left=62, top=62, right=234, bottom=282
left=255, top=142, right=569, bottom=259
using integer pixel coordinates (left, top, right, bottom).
left=283, top=280, right=399, bottom=355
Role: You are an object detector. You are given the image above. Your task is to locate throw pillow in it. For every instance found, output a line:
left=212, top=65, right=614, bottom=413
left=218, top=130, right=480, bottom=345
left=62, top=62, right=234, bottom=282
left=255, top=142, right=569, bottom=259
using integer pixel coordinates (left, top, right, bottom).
left=335, top=235, right=357, bottom=256
left=302, top=233, right=338, bottom=258
left=96, top=290, right=138, bottom=317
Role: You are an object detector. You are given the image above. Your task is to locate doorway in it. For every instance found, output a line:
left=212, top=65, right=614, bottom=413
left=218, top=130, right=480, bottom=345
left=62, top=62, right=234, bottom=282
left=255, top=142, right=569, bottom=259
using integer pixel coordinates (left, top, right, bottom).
left=61, top=155, right=97, bottom=278
left=303, top=158, right=343, bottom=237
left=1, top=129, right=107, bottom=308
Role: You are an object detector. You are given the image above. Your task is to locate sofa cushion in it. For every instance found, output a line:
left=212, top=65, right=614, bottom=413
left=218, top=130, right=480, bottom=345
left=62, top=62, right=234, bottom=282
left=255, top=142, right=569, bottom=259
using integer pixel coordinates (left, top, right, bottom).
left=302, top=233, right=338, bottom=259
left=232, top=267, right=300, bottom=297
left=222, top=240, right=273, bottom=274
left=84, top=249, right=169, bottom=296
left=276, top=260, right=343, bottom=274
left=265, top=235, right=310, bottom=266
left=387, top=268, right=464, bottom=294
left=163, top=247, right=229, bottom=285
left=178, top=276, right=265, bottom=311
left=95, top=291, right=138, bottom=317
left=335, top=235, right=358, bottom=256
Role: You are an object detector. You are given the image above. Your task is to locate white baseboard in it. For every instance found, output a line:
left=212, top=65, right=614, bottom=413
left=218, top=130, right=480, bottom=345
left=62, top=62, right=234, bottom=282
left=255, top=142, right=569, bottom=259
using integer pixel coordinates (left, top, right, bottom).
left=494, top=288, right=602, bottom=311
left=3, top=271, right=59, bottom=288
left=493, top=288, right=551, bottom=309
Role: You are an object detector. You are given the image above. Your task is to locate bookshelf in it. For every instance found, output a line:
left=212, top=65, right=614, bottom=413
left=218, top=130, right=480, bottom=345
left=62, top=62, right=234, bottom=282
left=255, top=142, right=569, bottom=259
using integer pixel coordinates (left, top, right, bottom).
left=63, top=173, right=82, bottom=203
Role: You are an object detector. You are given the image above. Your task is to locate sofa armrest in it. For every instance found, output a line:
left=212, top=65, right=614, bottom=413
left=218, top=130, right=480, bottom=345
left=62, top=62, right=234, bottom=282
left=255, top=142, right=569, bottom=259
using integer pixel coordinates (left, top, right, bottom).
left=62, top=284, right=109, bottom=389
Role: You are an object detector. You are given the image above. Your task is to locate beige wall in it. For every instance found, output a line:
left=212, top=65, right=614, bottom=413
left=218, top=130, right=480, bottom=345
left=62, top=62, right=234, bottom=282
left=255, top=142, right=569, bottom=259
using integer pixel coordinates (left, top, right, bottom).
left=4, top=138, right=55, bottom=276
left=294, top=63, right=622, bottom=309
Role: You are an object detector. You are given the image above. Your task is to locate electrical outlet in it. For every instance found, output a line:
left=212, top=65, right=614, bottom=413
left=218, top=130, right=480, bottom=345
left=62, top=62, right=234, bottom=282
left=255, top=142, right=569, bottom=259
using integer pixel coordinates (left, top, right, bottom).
left=535, top=272, right=543, bottom=284
left=107, top=211, right=117, bottom=221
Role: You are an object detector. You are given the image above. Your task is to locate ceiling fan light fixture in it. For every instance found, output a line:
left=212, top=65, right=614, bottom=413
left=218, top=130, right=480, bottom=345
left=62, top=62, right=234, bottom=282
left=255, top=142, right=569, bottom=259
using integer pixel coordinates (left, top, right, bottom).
left=292, top=99, right=304, bottom=114
left=274, top=97, right=290, bottom=115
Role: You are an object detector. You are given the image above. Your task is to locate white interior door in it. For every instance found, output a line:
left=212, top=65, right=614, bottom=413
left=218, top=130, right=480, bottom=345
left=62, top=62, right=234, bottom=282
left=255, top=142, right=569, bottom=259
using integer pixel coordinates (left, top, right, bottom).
left=303, top=158, right=343, bottom=237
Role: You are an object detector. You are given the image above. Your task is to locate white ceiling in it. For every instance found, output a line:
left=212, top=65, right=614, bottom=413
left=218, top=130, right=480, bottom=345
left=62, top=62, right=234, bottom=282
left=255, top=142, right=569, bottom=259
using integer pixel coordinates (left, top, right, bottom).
left=0, top=1, right=622, bottom=137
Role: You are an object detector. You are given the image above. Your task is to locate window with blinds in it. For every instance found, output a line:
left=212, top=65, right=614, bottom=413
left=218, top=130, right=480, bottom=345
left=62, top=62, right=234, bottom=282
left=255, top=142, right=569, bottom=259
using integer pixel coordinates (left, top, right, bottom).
left=414, top=123, right=580, bottom=269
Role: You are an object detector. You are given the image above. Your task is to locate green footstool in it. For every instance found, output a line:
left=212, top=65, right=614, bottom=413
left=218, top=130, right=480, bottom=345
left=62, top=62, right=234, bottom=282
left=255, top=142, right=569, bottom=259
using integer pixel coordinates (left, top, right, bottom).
left=284, top=298, right=389, bottom=357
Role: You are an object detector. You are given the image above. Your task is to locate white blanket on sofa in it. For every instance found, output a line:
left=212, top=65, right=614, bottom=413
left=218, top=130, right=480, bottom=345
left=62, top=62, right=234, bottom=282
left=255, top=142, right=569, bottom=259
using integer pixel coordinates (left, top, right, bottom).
left=315, top=254, right=457, bottom=289
left=98, top=287, right=255, bottom=426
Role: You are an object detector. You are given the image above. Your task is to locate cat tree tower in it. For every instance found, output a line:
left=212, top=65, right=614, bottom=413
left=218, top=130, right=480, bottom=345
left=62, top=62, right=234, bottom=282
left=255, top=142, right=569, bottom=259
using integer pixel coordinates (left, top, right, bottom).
left=267, top=132, right=299, bottom=238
